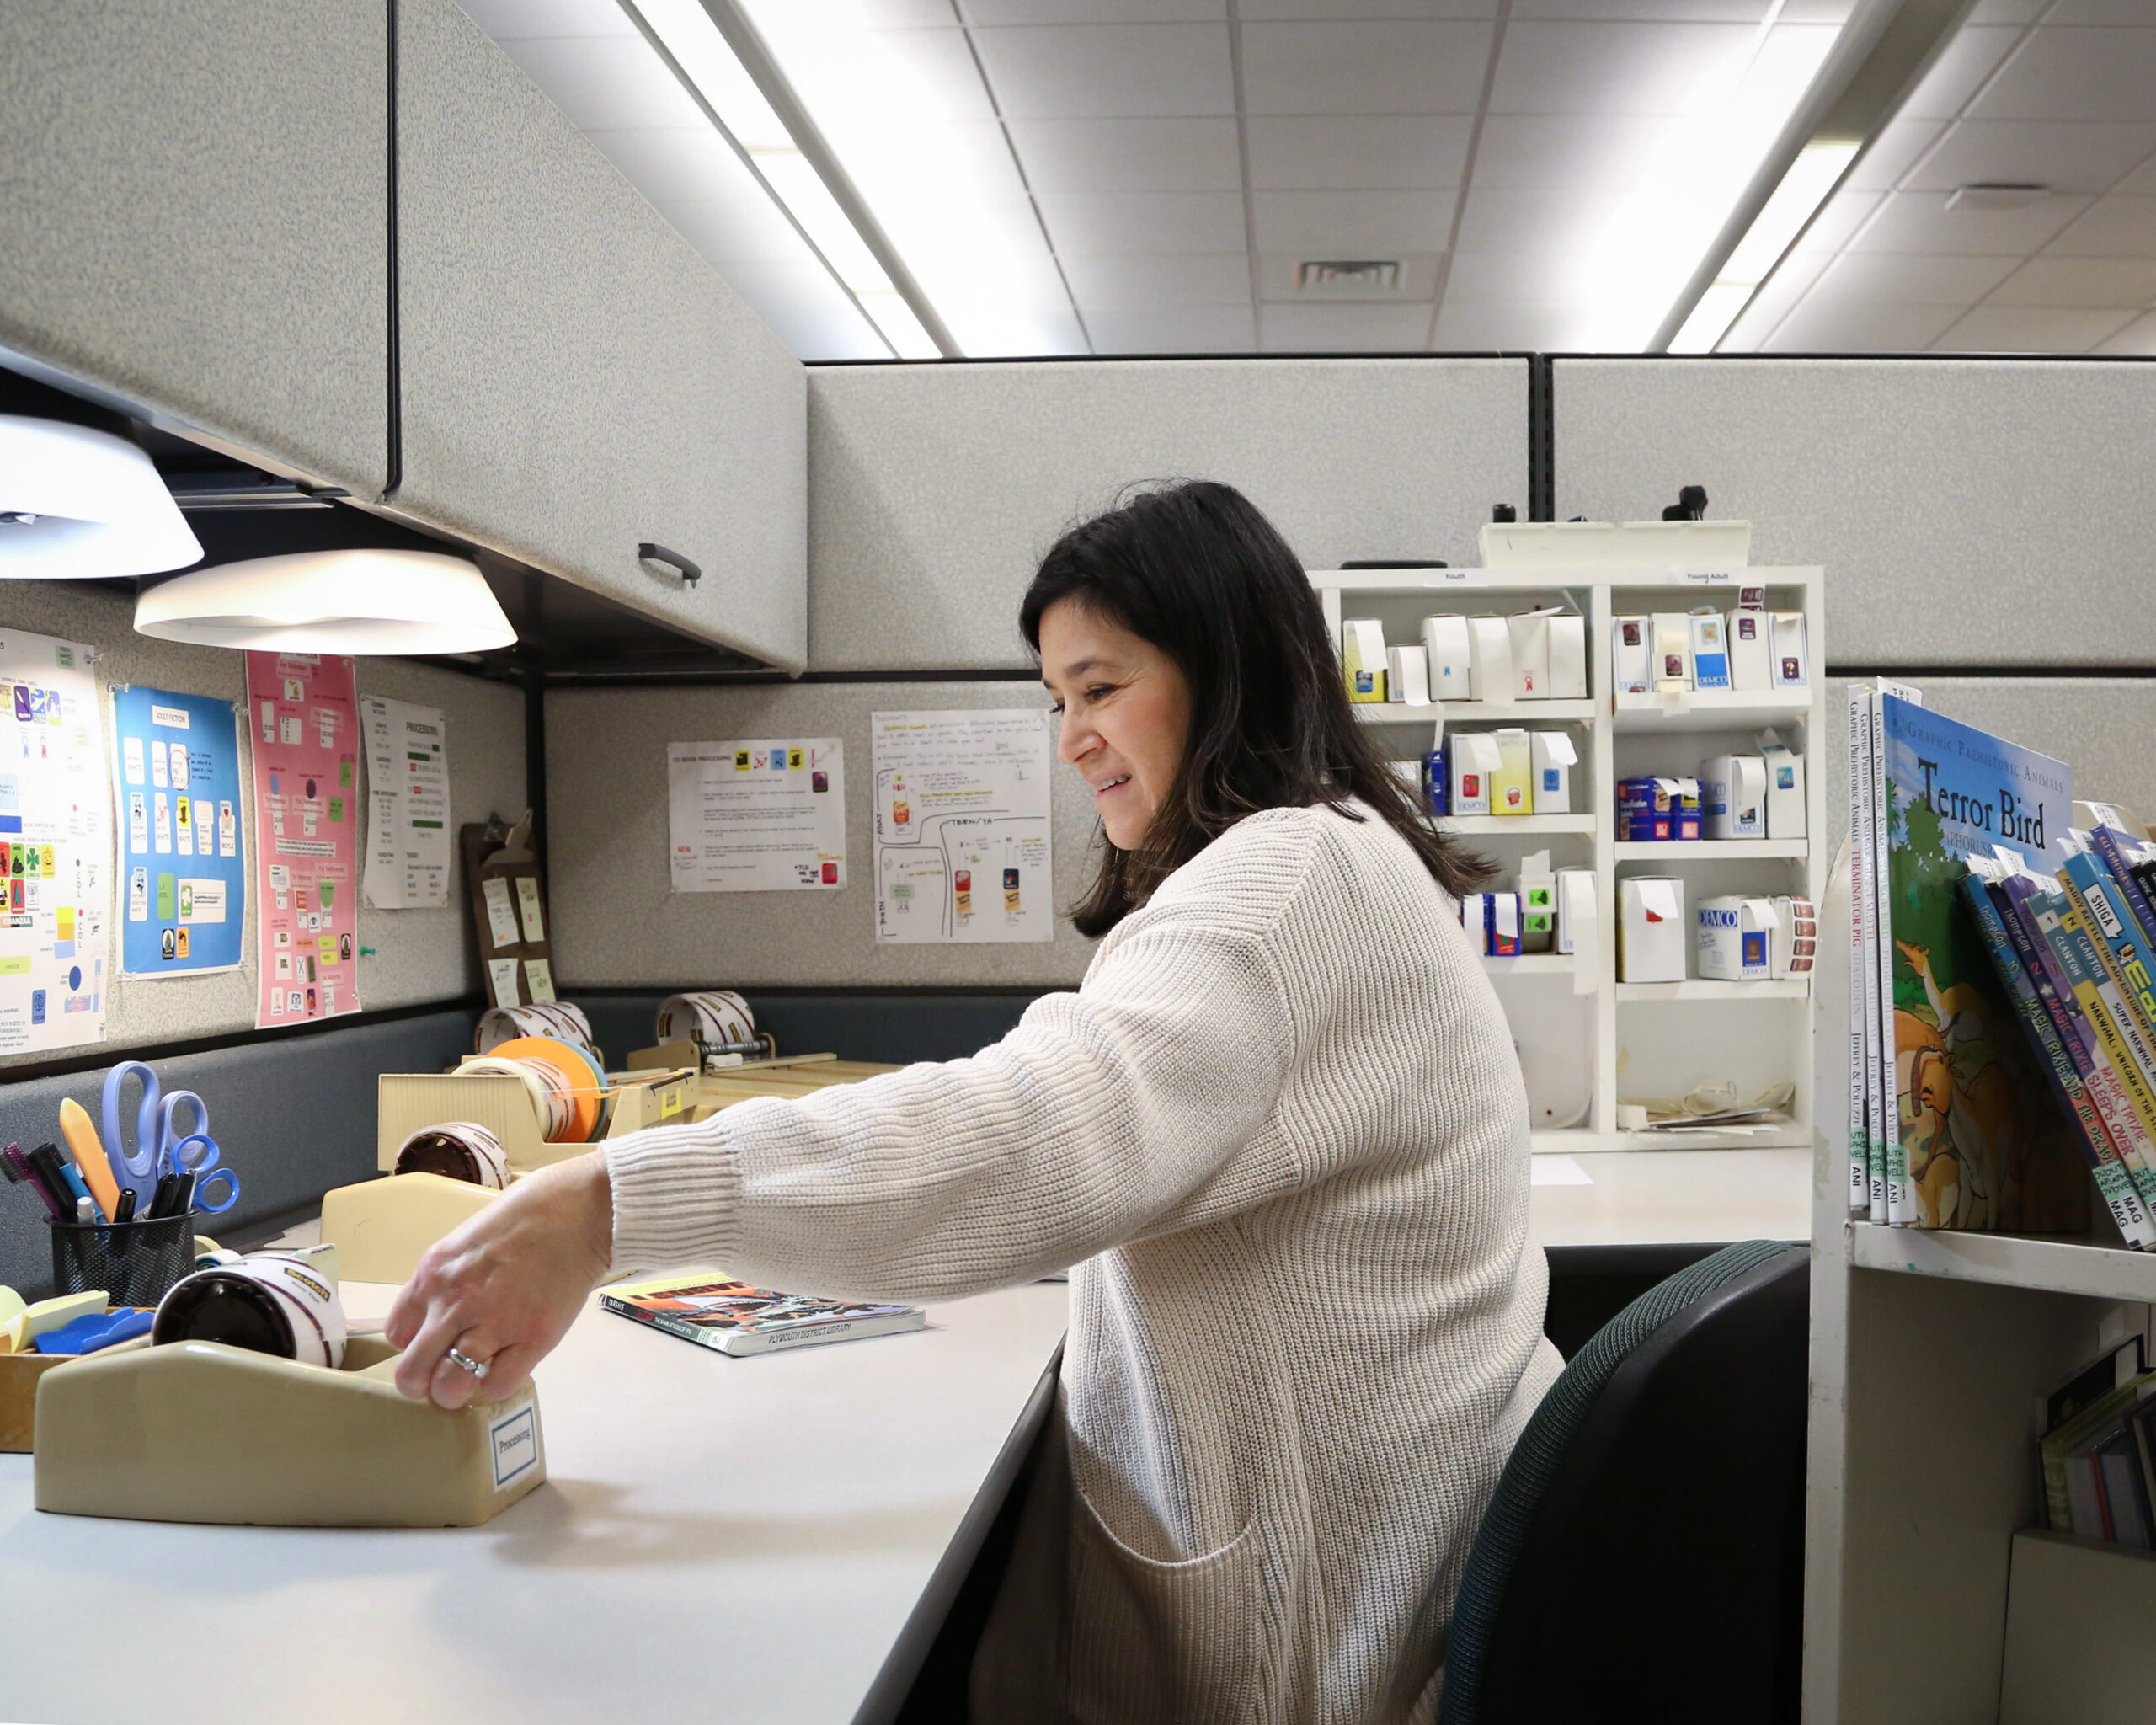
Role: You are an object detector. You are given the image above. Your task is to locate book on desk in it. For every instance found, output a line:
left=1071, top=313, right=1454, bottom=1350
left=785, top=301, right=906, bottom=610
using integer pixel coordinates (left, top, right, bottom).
left=604, top=1274, right=924, bottom=1356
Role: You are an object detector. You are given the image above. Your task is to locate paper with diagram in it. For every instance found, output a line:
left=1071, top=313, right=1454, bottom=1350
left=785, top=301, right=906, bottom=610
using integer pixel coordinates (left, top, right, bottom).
left=667, top=739, right=846, bottom=892
left=248, top=651, right=361, bottom=1028
left=361, top=696, right=451, bottom=910
left=110, top=685, right=245, bottom=976
left=873, top=709, right=1053, bottom=943
left=0, top=629, right=110, bottom=1053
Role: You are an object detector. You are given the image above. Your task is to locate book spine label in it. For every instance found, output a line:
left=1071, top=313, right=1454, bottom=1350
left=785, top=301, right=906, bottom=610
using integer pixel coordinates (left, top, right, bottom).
left=1847, top=684, right=1874, bottom=1215
left=2059, top=869, right=2156, bottom=1096
left=1966, top=877, right=2153, bottom=1247
left=2004, top=879, right=2156, bottom=1216
left=2091, top=825, right=2156, bottom=951
left=2065, top=852, right=2156, bottom=1054
left=1871, top=692, right=1906, bottom=1222
left=650, top=1312, right=733, bottom=1351
left=2045, top=900, right=2156, bottom=1152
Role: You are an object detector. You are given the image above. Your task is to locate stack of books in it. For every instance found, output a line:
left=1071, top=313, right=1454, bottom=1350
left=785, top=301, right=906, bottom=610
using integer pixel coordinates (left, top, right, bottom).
left=2041, top=1337, right=2156, bottom=1546
left=1845, top=685, right=2092, bottom=1236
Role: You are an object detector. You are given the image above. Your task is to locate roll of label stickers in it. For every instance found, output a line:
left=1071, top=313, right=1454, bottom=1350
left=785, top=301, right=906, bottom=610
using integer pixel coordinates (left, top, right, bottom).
left=655, top=991, right=756, bottom=1049
left=394, top=1122, right=511, bottom=1189
left=476, top=1001, right=595, bottom=1060
left=152, top=1252, right=348, bottom=1369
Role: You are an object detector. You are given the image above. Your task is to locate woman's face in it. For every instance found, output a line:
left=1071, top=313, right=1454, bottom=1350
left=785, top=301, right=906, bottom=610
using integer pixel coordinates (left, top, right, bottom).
left=1038, top=597, right=1192, bottom=851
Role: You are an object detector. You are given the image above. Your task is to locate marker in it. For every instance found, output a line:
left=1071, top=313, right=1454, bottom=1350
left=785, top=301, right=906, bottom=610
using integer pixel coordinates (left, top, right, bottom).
left=26, top=1145, right=80, bottom=1219
left=74, top=1195, right=93, bottom=1225
left=56, top=1098, right=123, bottom=1220
left=111, top=1188, right=137, bottom=1226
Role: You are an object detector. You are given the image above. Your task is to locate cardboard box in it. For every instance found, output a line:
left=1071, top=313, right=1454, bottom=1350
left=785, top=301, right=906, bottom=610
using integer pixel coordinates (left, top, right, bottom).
left=1467, top=617, right=1513, bottom=702
left=1530, top=731, right=1577, bottom=814
left=1696, top=894, right=1779, bottom=981
left=1760, top=740, right=1806, bottom=839
left=1701, top=753, right=1767, bottom=840
left=1460, top=891, right=1489, bottom=954
left=1507, top=608, right=1561, bottom=700
left=1619, top=877, right=1686, bottom=982
left=1616, top=777, right=1700, bottom=842
left=1547, top=614, right=1588, bottom=699
left=1650, top=612, right=1693, bottom=691
left=1689, top=611, right=1731, bottom=690
left=1491, top=727, right=1534, bottom=815
left=1770, top=894, right=1816, bottom=978
left=1726, top=609, right=1773, bottom=690
left=1422, top=616, right=1473, bottom=702
left=1557, top=868, right=1598, bottom=994
left=1771, top=611, right=1809, bottom=688
left=1484, top=893, right=1522, bottom=956
left=1342, top=618, right=1386, bottom=702
left=1450, top=731, right=1501, bottom=815
left=1612, top=616, right=1651, bottom=695
left=1423, top=745, right=1448, bottom=816
left=1385, top=644, right=1430, bottom=705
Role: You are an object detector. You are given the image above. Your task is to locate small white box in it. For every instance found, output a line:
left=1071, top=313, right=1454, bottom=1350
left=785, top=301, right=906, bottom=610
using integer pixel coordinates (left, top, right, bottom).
left=1759, top=740, right=1806, bottom=839
left=1386, top=644, right=1431, bottom=705
left=1547, top=614, right=1588, bottom=699
left=1618, top=877, right=1687, bottom=983
left=1769, top=894, right=1816, bottom=978
left=1422, top=616, right=1473, bottom=702
left=1491, top=727, right=1534, bottom=815
left=1612, top=616, right=1651, bottom=695
left=1342, top=618, right=1386, bottom=702
left=1450, top=731, right=1502, bottom=815
left=1556, top=868, right=1598, bottom=995
left=1689, top=611, right=1731, bottom=691
left=1695, top=894, right=1778, bottom=981
left=1467, top=617, right=1513, bottom=703
left=1529, top=731, right=1577, bottom=814
left=1650, top=612, right=1693, bottom=691
left=1518, top=851, right=1556, bottom=953
left=1726, top=609, right=1772, bottom=691
left=1507, top=607, right=1561, bottom=700
left=1700, top=753, right=1766, bottom=840
left=1770, top=611, right=1809, bottom=688
left=1460, top=891, right=1489, bottom=953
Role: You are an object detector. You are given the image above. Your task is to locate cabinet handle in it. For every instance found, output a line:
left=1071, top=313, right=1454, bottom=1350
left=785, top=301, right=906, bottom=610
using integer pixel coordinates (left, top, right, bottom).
left=638, top=542, right=702, bottom=588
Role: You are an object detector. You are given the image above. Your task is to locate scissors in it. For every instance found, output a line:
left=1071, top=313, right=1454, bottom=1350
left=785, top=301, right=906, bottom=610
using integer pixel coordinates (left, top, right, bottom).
left=99, top=1061, right=240, bottom=1216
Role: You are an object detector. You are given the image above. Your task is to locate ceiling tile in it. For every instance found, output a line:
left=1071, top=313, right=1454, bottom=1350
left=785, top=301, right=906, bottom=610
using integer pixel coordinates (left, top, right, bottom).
left=1843, top=118, right=1948, bottom=192
left=1488, top=21, right=1759, bottom=116
left=1429, top=302, right=1596, bottom=350
left=1251, top=189, right=1455, bottom=251
left=1849, top=189, right=2090, bottom=254
left=744, top=0, right=959, bottom=26
left=2047, top=0, right=2156, bottom=24
left=454, top=0, right=633, bottom=40
left=846, top=27, right=1001, bottom=126
left=1059, top=253, right=1254, bottom=306
left=1806, top=250, right=2022, bottom=306
left=494, top=35, right=708, bottom=131
left=1903, top=120, right=2156, bottom=197
left=1897, top=25, right=2021, bottom=121
left=1005, top=118, right=1242, bottom=191
left=1719, top=248, right=1836, bottom=349
left=2095, top=308, right=2156, bottom=353
left=969, top=24, right=1234, bottom=120
left=1241, top=0, right=1498, bottom=17
left=703, top=259, right=888, bottom=360
left=1083, top=304, right=1257, bottom=353
left=964, top=0, right=1224, bottom=19
left=1966, top=0, right=2045, bottom=21
left=1260, top=302, right=1434, bottom=350
left=1034, top=190, right=1250, bottom=253
left=1508, top=0, right=1839, bottom=15
left=1452, top=184, right=1616, bottom=254
left=1758, top=298, right=1965, bottom=353
left=1441, top=250, right=1588, bottom=305
left=2043, top=195, right=2156, bottom=258
left=1470, top=113, right=1670, bottom=193
left=1790, top=187, right=1884, bottom=254
left=1245, top=115, right=1475, bottom=190
left=1968, top=29, right=2156, bottom=124
left=1934, top=304, right=2138, bottom=351
left=1985, top=254, right=2156, bottom=306
left=1241, top=21, right=1496, bottom=115
left=2111, top=152, right=2156, bottom=195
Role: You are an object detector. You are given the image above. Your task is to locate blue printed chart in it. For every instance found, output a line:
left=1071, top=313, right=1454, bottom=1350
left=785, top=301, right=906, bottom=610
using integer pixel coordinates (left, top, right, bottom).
left=110, top=686, right=246, bottom=975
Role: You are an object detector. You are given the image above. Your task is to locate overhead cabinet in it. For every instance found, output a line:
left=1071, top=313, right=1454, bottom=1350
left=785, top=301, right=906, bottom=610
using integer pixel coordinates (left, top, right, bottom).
left=391, top=0, right=807, bottom=670
left=0, top=0, right=392, bottom=497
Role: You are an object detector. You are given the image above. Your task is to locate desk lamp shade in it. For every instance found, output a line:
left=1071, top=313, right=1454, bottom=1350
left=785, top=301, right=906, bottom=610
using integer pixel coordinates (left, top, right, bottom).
left=0, top=415, right=203, bottom=578
left=134, top=549, right=516, bottom=654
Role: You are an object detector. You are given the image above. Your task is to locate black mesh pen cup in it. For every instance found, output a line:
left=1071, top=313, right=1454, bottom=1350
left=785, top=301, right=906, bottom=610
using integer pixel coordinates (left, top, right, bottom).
left=48, top=1210, right=200, bottom=1308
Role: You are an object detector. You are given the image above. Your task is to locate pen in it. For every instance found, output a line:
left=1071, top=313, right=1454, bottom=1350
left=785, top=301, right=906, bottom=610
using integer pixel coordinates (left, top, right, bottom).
left=74, top=1195, right=93, bottom=1226
left=111, top=1188, right=137, bottom=1226
left=163, top=1171, right=197, bottom=1220
left=146, top=1173, right=179, bottom=1220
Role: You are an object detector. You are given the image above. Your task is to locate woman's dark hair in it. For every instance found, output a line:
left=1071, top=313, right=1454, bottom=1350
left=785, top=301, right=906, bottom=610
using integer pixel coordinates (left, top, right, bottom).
left=1021, top=479, right=1490, bottom=937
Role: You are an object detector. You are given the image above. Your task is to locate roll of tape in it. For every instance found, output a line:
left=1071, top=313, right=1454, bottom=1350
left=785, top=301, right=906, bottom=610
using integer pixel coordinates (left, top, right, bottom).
left=459, top=1055, right=573, bottom=1140
left=655, top=991, right=755, bottom=1049
left=477, top=1001, right=595, bottom=1059
left=393, top=1122, right=511, bottom=1189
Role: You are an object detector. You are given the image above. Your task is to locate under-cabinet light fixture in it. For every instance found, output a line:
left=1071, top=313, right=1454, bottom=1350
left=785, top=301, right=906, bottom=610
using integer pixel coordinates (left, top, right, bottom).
left=134, top=550, right=516, bottom=655
left=0, top=416, right=202, bottom=579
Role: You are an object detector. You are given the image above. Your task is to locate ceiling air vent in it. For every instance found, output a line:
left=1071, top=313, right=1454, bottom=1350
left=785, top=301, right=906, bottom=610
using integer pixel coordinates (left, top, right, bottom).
left=1945, top=182, right=2049, bottom=212
left=1294, top=259, right=1403, bottom=296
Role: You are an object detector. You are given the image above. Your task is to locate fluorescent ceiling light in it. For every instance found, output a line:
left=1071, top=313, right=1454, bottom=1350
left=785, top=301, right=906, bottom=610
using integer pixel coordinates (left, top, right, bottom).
left=627, top=0, right=943, bottom=359
left=1565, top=3, right=1845, bottom=352
left=135, top=550, right=516, bottom=654
left=1670, top=140, right=1859, bottom=354
left=0, top=415, right=202, bottom=579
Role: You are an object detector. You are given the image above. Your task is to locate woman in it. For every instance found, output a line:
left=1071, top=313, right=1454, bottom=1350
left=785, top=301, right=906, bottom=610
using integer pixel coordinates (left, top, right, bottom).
left=387, top=479, right=1561, bottom=1722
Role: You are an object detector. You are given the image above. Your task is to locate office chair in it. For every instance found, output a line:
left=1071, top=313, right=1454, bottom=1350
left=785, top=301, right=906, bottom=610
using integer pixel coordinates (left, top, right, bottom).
left=1438, top=1238, right=1807, bottom=1725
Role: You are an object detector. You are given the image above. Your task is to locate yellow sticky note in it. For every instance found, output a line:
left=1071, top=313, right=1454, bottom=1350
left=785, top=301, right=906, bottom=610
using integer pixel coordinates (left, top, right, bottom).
left=318, top=933, right=338, bottom=964
left=56, top=906, right=72, bottom=941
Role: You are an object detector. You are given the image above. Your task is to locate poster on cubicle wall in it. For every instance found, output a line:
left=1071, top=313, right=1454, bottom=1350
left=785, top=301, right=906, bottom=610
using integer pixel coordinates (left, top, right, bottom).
left=0, top=628, right=110, bottom=1054
left=109, top=686, right=246, bottom=977
left=246, top=651, right=361, bottom=1028
left=872, top=710, right=1053, bottom=943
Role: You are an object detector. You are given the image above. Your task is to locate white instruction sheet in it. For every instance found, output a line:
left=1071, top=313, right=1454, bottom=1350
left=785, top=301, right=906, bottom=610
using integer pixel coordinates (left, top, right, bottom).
left=361, top=696, right=451, bottom=909
left=668, top=738, right=846, bottom=892
left=0, top=629, right=110, bottom=1053
left=872, top=709, right=1053, bottom=943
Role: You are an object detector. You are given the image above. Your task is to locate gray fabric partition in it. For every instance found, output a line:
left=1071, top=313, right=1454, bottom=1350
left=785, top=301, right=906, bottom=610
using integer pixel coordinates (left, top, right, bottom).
left=808, top=357, right=1529, bottom=670
left=0, top=1006, right=476, bottom=1299
left=578, top=990, right=1049, bottom=1073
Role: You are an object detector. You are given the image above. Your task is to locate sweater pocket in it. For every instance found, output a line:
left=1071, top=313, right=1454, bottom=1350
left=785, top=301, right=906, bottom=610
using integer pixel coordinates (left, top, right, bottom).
left=1065, top=1482, right=1260, bottom=1725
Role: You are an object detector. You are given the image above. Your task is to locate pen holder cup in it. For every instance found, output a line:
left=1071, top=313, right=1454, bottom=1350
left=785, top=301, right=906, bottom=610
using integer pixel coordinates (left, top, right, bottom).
left=48, top=1211, right=200, bottom=1308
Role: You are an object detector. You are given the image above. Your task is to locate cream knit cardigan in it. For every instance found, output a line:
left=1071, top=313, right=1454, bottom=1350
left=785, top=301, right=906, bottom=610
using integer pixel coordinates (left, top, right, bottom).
left=606, top=802, right=1561, bottom=1723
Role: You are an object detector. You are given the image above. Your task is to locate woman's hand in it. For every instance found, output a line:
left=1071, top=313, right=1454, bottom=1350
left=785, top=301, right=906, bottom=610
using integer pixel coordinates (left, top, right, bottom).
left=384, top=1151, right=615, bottom=1409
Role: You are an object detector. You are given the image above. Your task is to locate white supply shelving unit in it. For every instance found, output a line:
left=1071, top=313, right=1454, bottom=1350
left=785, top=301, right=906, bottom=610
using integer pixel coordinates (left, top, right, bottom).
left=1805, top=846, right=2156, bottom=1725
left=1311, top=562, right=1824, bottom=1154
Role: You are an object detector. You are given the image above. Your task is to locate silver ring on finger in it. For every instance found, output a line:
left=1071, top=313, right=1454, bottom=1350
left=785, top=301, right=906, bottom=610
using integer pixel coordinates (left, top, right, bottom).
left=445, top=1344, right=491, bottom=1381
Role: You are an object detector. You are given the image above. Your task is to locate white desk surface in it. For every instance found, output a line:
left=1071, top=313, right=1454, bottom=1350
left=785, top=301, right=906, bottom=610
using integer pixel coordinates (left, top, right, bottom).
left=0, top=1279, right=1070, bottom=1725
left=1529, top=1150, right=1812, bottom=1248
